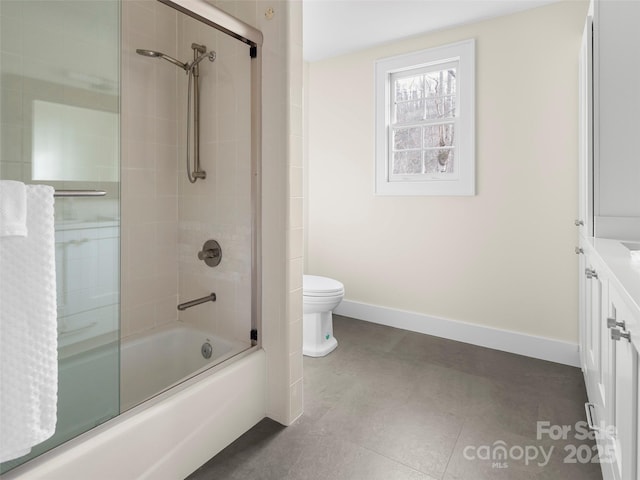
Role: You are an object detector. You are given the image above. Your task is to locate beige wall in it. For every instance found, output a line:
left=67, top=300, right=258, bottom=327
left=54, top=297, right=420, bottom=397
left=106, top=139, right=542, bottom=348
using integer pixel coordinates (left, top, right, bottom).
left=306, top=1, right=589, bottom=343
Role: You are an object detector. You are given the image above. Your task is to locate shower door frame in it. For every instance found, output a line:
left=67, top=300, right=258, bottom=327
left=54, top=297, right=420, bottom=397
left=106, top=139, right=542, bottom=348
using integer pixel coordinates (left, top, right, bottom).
left=161, top=0, right=264, bottom=349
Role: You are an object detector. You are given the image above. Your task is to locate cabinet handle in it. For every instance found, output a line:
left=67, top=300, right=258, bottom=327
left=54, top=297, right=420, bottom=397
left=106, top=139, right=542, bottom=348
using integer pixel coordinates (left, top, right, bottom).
left=607, top=317, right=626, bottom=330
left=584, top=402, right=599, bottom=431
left=611, top=328, right=631, bottom=343
left=575, top=219, right=585, bottom=226
left=585, top=268, right=598, bottom=279
left=575, top=247, right=584, bottom=255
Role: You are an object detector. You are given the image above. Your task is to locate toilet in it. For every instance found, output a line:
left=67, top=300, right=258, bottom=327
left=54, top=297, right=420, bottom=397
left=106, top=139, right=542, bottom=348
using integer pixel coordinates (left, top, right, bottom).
left=302, top=275, right=344, bottom=357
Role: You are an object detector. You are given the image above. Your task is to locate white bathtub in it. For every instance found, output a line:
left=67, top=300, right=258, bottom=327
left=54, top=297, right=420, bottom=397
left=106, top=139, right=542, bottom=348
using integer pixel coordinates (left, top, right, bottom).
left=3, top=347, right=266, bottom=480
left=120, top=324, right=248, bottom=410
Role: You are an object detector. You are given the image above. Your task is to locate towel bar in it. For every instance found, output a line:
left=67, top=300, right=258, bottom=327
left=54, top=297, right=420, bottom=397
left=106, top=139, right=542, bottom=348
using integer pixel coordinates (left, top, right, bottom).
left=54, top=190, right=107, bottom=197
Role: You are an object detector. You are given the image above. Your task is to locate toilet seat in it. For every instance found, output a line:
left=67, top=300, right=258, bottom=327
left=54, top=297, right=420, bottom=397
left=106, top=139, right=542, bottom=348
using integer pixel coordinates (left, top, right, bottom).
left=303, top=275, right=344, bottom=297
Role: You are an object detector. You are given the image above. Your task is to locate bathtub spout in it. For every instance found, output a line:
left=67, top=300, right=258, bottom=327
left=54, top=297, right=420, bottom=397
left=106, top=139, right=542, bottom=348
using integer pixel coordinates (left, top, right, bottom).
left=177, top=293, right=216, bottom=311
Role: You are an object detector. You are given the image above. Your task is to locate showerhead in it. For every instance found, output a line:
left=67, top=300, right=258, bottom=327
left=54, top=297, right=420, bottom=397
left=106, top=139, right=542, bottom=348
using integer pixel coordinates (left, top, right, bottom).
left=136, top=49, right=189, bottom=71
left=136, top=49, right=161, bottom=57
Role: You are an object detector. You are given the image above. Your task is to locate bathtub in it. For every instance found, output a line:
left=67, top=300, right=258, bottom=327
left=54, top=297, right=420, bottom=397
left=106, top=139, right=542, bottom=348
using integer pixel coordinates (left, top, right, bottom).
left=3, top=339, right=266, bottom=480
left=120, top=324, right=248, bottom=410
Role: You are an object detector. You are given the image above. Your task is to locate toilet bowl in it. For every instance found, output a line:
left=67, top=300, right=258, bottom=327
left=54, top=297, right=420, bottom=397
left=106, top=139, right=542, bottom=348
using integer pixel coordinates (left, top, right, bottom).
left=303, top=275, right=344, bottom=357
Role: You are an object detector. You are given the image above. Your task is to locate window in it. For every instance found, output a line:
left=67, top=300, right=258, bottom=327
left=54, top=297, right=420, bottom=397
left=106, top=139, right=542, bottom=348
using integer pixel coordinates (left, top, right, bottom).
left=375, top=39, right=475, bottom=196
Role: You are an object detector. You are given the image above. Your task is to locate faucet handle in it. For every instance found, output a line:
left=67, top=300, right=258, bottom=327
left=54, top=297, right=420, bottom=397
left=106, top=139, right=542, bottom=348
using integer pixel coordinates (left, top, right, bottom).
left=198, top=249, right=219, bottom=260
left=197, top=239, right=222, bottom=267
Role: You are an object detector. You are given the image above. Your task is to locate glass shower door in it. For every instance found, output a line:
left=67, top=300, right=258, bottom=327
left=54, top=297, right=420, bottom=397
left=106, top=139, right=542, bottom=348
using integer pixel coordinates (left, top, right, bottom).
left=0, top=0, right=120, bottom=472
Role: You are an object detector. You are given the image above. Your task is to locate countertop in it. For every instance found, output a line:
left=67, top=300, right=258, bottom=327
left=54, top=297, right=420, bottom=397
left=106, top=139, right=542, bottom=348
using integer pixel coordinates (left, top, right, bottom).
left=583, top=237, right=640, bottom=314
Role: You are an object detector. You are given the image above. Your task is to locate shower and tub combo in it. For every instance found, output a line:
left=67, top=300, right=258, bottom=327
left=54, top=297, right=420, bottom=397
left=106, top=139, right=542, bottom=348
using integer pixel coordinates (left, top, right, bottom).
left=0, top=0, right=266, bottom=478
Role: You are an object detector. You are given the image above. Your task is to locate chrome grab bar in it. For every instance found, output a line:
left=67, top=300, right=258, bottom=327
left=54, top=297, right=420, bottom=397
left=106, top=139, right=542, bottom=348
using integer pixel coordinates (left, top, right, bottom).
left=177, top=293, right=216, bottom=311
left=54, top=190, right=107, bottom=197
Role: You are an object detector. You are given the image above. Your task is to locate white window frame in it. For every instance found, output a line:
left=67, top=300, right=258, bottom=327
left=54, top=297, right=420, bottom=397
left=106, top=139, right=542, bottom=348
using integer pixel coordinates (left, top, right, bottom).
left=375, top=39, right=475, bottom=196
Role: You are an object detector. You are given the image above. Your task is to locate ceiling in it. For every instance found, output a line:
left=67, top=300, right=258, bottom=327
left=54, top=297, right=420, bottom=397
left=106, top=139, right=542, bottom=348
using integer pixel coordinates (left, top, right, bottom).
left=302, top=0, right=559, bottom=62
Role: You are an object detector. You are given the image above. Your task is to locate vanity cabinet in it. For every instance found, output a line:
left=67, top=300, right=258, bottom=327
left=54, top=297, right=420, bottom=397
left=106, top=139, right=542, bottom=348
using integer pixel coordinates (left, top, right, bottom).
left=581, top=249, right=607, bottom=429
left=577, top=1, right=640, bottom=478
left=578, top=239, right=640, bottom=480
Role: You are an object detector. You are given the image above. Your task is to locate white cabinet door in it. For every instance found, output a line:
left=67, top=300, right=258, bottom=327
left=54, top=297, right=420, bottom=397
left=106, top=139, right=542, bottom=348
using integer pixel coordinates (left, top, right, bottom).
left=584, top=253, right=607, bottom=406
left=606, top=286, right=638, bottom=480
left=582, top=252, right=614, bottom=480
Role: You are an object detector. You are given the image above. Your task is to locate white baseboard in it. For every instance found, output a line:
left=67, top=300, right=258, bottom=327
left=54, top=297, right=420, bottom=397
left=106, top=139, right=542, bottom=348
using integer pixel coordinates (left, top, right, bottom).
left=334, top=300, right=580, bottom=367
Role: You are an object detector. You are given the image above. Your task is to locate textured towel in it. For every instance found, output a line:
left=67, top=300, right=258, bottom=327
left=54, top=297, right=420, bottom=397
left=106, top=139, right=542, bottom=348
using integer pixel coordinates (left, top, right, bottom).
left=0, top=184, right=58, bottom=462
left=0, top=180, right=28, bottom=237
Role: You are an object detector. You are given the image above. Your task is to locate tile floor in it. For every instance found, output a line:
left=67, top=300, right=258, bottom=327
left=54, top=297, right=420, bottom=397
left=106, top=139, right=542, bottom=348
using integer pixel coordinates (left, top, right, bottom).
left=187, top=315, right=604, bottom=480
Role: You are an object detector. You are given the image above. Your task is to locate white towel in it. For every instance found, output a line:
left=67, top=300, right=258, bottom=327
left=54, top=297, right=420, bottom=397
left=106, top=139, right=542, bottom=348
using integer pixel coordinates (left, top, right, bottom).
left=0, top=184, right=58, bottom=462
left=0, top=180, right=28, bottom=237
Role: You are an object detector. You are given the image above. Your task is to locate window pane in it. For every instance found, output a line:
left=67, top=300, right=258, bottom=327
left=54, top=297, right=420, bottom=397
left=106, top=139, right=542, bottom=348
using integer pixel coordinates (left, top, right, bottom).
left=393, top=68, right=457, bottom=124
left=394, top=99, right=424, bottom=123
left=425, top=95, right=456, bottom=120
left=392, top=150, right=422, bottom=175
left=394, top=75, right=423, bottom=101
left=423, top=124, right=454, bottom=148
left=424, top=148, right=455, bottom=174
left=393, top=127, right=421, bottom=150
left=424, top=68, right=456, bottom=120
left=424, top=69, right=456, bottom=97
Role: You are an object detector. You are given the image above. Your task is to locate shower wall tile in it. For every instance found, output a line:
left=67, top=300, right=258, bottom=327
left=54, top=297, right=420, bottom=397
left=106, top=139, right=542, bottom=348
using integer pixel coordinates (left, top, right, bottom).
left=290, top=378, right=303, bottom=420
left=125, top=1, right=156, bottom=39
left=289, top=350, right=303, bottom=387
left=287, top=0, right=304, bottom=423
left=175, top=9, right=253, bottom=347
left=290, top=165, right=303, bottom=198
left=289, top=197, right=303, bottom=229
left=289, top=227, right=303, bottom=259
left=289, top=257, right=303, bottom=291
left=121, top=0, right=180, bottom=338
left=289, top=318, right=302, bottom=353
left=155, top=4, right=178, bottom=57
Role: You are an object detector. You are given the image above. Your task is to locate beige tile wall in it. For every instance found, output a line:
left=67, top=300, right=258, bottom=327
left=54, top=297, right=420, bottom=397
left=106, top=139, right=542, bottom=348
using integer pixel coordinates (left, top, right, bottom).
left=175, top=13, right=253, bottom=345
left=287, top=0, right=304, bottom=423
left=121, top=1, right=255, bottom=344
left=121, top=0, right=180, bottom=337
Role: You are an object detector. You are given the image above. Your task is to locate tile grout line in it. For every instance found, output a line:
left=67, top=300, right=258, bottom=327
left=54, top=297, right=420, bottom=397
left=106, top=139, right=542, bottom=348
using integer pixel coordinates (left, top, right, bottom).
left=357, top=442, right=440, bottom=480
left=440, top=417, right=467, bottom=480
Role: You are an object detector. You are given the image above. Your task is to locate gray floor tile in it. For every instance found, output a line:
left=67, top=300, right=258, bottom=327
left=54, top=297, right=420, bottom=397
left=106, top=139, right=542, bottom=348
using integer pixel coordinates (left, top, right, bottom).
left=187, top=316, right=602, bottom=480
left=444, top=418, right=604, bottom=480
left=285, top=434, right=438, bottom=480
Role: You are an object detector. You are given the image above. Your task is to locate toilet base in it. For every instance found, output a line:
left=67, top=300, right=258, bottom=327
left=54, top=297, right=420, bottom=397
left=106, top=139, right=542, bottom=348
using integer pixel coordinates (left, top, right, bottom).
left=303, top=336, right=338, bottom=357
left=302, top=310, right=338, bottom=357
